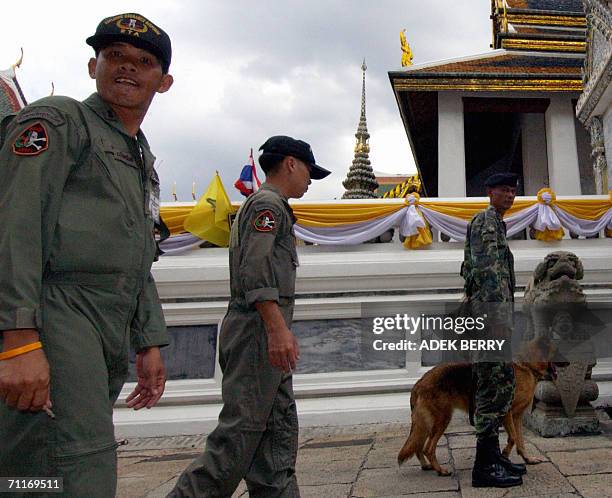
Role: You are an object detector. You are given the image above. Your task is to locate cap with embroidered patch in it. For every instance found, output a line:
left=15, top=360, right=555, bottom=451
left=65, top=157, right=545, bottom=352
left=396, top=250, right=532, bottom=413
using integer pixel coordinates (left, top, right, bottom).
left=86, top=13, right=171, bottom=73
left=258, top=135, right=331, bottom=180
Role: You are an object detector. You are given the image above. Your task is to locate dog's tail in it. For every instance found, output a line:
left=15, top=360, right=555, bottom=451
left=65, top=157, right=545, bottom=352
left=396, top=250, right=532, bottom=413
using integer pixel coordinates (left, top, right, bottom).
left=398, top=392, right=428, bottom=466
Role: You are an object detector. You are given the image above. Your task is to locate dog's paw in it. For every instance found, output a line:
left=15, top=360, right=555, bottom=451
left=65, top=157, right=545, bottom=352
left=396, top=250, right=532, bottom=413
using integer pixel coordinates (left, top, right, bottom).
left=437, top=467, right=452, bottom=476
left=420, top=463, right=433, bottom=471
left=524, top=456, right=545, bottom=465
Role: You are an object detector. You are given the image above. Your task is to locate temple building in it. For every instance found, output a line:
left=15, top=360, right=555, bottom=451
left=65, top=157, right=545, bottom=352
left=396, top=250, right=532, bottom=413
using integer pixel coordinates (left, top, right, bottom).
left=342, top=60, right=379, bottom=199
left=577, top=0, right=612, bottom=194
left=376, top=172, right=421, bottom=198
left=389, top=0, right=593, bottom=198
left=0, top=56, right=27, bottom=121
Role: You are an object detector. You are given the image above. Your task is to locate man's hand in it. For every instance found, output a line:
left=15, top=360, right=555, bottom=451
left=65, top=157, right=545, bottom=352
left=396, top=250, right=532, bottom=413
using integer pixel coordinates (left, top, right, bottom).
left=126, top=346, right=166, bottom=410
left=267, top=326, right=300, bottom=372
left=255, top=301, right=300, bottom=373
left=0, top=329, right=51, bottom=412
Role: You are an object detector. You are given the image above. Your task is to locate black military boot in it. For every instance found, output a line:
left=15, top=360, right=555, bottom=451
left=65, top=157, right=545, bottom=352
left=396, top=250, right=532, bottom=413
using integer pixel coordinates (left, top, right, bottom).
left=495, top=440, right=526, bottom=475
left=472, top=438, right=523, bottom=488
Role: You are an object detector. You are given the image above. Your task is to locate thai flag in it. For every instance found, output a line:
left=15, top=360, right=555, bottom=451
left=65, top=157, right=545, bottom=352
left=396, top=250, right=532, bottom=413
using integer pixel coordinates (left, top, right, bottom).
left=234, top=149, right=261, bottom=197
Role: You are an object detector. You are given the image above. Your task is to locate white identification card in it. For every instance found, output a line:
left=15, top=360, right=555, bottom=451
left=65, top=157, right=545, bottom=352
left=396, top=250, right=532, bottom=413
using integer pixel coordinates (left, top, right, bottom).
left=150, top=190, right=160, bottom=224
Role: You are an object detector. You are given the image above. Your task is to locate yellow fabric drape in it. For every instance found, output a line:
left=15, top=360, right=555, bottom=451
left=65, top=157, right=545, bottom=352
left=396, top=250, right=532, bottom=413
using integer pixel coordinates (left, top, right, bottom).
left=184, top=174, right=237, bottom=247
left=292, top=203, right=404, bottom=227
left=533, top=228, right=565, bottom=241
left=403, top=226, right=433, bottom=249
left=554, top=200, right=611, bottom=220
left=160, top=193, right=611, bottom=234
left=419, top=200, right=535, bottom=220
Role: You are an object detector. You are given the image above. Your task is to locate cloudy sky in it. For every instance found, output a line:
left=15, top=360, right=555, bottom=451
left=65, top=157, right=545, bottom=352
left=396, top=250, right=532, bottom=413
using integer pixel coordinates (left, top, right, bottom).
left=1, top=1, right=492, bottom=201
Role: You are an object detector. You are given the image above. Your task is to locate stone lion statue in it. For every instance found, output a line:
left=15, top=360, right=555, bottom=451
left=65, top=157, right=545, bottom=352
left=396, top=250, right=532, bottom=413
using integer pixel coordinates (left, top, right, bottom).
left=523, top=251, right=585, bottom=309
left=522, top=251, right=599, bottom=425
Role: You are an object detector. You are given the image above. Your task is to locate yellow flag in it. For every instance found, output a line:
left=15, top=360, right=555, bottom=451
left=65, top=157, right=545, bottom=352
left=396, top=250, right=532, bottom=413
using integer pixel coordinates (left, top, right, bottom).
left=184, top=173, right=236, bottom=247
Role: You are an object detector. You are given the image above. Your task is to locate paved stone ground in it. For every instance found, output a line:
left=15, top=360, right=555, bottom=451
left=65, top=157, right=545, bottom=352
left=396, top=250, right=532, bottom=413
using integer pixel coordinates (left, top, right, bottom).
left=117, top=411, right=612, bottom=498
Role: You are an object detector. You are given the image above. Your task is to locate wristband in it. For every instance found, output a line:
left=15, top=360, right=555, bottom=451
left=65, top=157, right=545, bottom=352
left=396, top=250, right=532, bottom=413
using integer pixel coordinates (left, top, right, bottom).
left=0, top=341, right=43, bottom=361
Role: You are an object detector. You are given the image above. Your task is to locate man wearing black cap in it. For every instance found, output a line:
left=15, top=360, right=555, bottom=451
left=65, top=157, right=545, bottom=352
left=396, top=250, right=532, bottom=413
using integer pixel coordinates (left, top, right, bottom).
left=0, top=13, right=172, bottom=497
left=461, top=172, right=524, bottom=488
left=170, top=136, right=330, bottom=498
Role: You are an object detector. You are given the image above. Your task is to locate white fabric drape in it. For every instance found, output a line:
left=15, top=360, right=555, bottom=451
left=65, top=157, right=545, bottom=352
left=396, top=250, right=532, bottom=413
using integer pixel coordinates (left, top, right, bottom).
left=161, top=195, right=611, bottom=254
left=554, top=207, right=612, bottom=236
left=294, top=208, right=407, bottom=244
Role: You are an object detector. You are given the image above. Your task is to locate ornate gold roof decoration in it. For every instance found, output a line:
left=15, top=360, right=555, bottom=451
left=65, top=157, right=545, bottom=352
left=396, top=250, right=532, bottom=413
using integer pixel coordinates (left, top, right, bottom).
left=501, top=38, right=586, bottom=53
left=383, top=174, right=422, bottom=198
left=506, top=14, right=586, bottom=28
left=400, top=30, right=413, bottom=67
left=393, top=77, right=582, bottom=92
left=12, top=48, right=23, bottom=70
left=491, top=0, right=586, bottom=51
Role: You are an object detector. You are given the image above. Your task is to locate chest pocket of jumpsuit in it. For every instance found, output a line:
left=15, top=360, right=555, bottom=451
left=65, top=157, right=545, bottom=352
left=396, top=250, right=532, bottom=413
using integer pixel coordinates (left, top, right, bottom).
left=93, top=141, right=141, bottom=215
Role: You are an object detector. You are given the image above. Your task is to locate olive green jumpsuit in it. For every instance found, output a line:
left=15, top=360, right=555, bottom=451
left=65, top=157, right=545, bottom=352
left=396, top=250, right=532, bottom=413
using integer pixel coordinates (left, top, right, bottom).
left=170, top=183, right=300, bottom=498
left=0, top=93, right=168, bottom=497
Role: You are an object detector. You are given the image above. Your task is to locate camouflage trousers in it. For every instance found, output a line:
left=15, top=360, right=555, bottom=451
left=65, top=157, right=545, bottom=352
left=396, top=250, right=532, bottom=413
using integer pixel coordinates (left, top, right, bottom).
left=472, top=362, right=515, bottom=442
left=169, top=308, right=300, bottom=498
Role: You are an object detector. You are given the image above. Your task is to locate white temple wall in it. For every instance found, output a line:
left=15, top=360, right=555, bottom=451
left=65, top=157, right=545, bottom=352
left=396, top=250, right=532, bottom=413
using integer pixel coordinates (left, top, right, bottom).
left=521, top=113, right=549, bottom=195
left=437, top=92, right=466, bottom=196
left=545, top=95, right=582, bottom=194
left=113, top=240, right=612, bottom=437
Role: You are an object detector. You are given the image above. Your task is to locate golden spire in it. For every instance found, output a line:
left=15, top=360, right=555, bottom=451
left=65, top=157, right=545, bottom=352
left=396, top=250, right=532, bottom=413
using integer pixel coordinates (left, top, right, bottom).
left=11, top=48, right=23, bottom=70
left=355, top=59, right=369, bottom=155
left=341, top=59, right=378, bottom=199
left=400, top=30, right=413, bottom=67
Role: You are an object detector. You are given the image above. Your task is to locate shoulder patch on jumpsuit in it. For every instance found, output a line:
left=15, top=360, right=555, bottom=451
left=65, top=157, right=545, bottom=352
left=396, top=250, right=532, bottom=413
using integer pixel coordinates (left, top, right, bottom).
left=253, top=209, right=276, bottom=232
left=13, top=122, right=49, bottom=156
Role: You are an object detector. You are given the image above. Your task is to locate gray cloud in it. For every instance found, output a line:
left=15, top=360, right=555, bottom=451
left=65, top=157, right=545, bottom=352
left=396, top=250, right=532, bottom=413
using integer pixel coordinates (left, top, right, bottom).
left=2, top=1, right=492, bottom=202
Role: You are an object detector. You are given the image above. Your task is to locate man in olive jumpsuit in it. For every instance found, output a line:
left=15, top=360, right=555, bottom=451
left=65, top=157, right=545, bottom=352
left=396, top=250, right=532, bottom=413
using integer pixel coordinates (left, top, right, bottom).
left=0, top=13, right=173, bottom=497
left=462, top=172, right=524, bottom=488
left=170, top=136, right=331, bottom=497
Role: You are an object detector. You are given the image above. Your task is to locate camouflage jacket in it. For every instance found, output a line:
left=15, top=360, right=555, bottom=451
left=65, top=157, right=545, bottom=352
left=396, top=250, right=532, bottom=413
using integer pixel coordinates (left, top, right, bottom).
left=461, top=205, right=515, bottom=303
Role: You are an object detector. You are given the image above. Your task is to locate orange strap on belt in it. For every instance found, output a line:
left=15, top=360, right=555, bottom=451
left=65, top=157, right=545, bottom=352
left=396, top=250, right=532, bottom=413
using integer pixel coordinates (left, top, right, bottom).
left=0, top=341, right=43, bottom=361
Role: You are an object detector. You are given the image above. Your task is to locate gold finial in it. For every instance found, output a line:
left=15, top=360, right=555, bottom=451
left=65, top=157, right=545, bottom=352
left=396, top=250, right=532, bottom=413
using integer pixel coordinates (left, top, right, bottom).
left=172, top=182, right=177, bottom=201
left=12, top=48, right=24, bottom=70
left=400, top=30, right=413, bottom=67
left=192, top=182, right=196, bottom=201
left=502, top=0, right=508, bottom=32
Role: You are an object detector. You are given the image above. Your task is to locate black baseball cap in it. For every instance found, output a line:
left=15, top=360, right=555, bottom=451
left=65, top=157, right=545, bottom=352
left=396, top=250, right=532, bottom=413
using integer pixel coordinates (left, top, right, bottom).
left=86, top=13, right=172, bottom=73
left=485, top=172, right=518, bottom=188
left=258, top=135, right=331, bottom=180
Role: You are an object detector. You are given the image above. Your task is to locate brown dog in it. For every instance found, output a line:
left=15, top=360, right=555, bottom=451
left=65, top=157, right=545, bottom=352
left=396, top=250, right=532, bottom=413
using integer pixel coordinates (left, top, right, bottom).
left=397, top=336, right=555, bottom=475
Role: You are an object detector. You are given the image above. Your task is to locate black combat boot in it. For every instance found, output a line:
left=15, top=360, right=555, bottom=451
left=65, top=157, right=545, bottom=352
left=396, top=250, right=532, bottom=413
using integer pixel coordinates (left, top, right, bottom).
left=494, top=439, right=526, bottom=475
left=472, top=438, right=523, bottom=488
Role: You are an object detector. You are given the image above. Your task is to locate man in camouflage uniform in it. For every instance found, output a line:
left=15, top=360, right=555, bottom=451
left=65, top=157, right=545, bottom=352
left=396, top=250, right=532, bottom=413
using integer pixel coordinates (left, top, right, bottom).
left=461, top=172, right=524, bottom=488
left=0, top=14, right=173, bottom=497
left=170, top=136, right=330, bottom=498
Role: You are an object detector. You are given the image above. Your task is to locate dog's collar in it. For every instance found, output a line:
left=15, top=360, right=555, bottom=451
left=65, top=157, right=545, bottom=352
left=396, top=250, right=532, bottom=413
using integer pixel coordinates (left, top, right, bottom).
left=517, top=362, right=547, bottom=379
